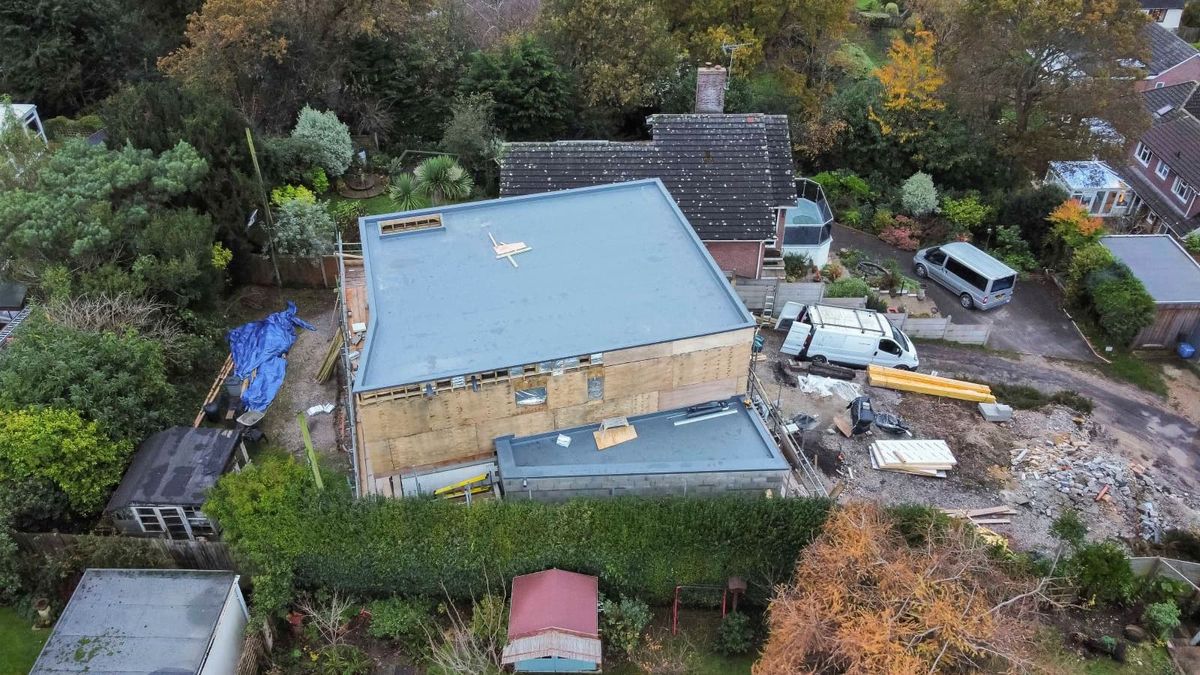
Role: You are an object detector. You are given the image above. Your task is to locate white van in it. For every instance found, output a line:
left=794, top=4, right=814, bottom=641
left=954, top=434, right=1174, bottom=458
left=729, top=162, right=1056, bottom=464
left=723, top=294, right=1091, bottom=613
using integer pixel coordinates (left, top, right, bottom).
left=777, top=302, right=919, bottom=370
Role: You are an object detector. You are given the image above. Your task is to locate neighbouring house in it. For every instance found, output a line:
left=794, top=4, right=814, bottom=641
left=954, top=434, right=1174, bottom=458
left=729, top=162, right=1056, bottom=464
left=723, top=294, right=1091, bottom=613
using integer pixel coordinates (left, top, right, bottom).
left=30, top=569, right=248, bottom=675
left=1100, top=235, right=1200, bottom=347
left=104, top=427, right=248, bottom=540
left=501, top=66, right=821, bottom=279
left=1136, top=22, right=1200, bottom=91
left=0, top=102, right=47, bottom=142
left=341, top=180, right=759, bottom=497
left=497, top=396, right=789, bottom=501
left=501, top=569, right=602, bottom=673
left=1119, top=80, right=1200, bottom=236
left=1139, top=0, right=1184, bottom=32
left=1044, top=161, right=1133, bottom=218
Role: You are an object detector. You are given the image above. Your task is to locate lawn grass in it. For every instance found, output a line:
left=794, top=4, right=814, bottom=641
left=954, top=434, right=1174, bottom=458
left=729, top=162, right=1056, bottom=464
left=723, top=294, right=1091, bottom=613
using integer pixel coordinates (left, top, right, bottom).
left=1069, top=313, right=1168, bottom=396
left=326, top=192, right=402, bottom=217
left=0, top=607, right=49, bottom=673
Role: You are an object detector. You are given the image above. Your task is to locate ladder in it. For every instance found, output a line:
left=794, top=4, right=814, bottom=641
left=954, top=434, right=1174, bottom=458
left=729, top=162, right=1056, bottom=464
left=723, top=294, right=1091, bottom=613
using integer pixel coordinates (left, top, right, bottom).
left=0, top=306, right=31, bottom=347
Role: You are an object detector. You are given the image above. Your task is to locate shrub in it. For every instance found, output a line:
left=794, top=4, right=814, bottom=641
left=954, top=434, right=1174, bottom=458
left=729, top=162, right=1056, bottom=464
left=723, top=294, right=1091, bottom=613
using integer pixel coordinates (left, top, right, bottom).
left=784, top=253, right=812, bottom=279
left=1184, top=232, right=1200, bottom=254
left=715, top=612, right=755, bottom=655
left=842, top=209, right=863, bottom=228
left=1067, top=541, right=1135, bottom=606
left=329, top=200, right=366, bottom=230
left=307, top=167, right=330, bottom=193
left=368, top=597, right=433, bottom=653
left=901, top=172, right=938, bottom=217
left=1049, top=390, right=1093, bottom=414
left=387, top=173, right=431, bottom=211
left=601, top=595, right=652, bottom=658
left=1087, top=265, right=1155, bottom=345
left=274, top=200, right=336, bottom=256
left=1050, top=509, right=1087, bottom=548
left=271, top=184, right=316, bottom=207
left=941, top=195, right=992, bottom=233
left=825, top=277, right=872, bottom=298
left=292, top=107, right=353, bottom=177
left=1143, top=601, right=1181, bottom=640
left=879, top=225, right=920, bottom=251
left=314, top=644, right=372, bottom=675
left=1067, top=243, right=1115, bottom=303
left=212, top=243, right=233, bottom=270
left=206, top=458, right=832, bottom=617
left=884, top=2, right=900, bottom=15
left=820, top=262, right=844, bottom=280
left=871, top=208, right=894, bottom=234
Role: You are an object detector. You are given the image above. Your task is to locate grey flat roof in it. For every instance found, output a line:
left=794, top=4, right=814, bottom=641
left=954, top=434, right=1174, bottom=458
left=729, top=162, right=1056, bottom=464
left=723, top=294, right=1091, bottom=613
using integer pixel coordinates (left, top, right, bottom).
left=938, top=242, right=1019, bottom=279
left=31, top=569, right=239, bottom=674
left=355, top=180, right=754, bottom=391
left=1100, top=235, right=1200, bottom=304
left=105, top=426, right=240, bottom=512
left=496, top=397, right=788, bottom=479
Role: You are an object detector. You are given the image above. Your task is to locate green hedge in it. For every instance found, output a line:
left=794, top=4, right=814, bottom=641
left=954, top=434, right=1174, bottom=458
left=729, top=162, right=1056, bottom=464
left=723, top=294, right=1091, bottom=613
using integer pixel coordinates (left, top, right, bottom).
left=206, top=458, right=831, bottom=615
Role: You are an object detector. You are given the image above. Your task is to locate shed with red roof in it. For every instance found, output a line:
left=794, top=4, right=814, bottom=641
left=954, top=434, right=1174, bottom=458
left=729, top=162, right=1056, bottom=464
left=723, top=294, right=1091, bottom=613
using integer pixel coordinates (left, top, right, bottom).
left=501, top=569, right=601, bottom=672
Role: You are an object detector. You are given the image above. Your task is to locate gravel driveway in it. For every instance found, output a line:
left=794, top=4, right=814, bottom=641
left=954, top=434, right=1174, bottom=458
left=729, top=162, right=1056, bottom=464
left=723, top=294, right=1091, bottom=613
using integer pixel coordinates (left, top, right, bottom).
left=832, top=224, right=1095, bottom=362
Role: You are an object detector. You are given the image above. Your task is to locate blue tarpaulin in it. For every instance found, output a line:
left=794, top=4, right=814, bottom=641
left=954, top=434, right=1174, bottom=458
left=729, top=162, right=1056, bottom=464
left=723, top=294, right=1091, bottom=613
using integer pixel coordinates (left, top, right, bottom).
left=227, top=301, right=316, bottom=412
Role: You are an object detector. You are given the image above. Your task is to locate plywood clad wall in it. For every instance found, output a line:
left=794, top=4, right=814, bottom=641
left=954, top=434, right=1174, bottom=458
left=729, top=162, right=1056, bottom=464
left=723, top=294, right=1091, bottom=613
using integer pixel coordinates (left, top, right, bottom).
left=357, top=328, right=755, bottom=480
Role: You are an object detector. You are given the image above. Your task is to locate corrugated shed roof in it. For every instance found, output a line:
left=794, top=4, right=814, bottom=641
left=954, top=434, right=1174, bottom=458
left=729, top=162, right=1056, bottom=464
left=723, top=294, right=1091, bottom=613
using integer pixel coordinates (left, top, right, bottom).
left=500, top=114, right=796, bottom=241
left=1100, top=235, right=1200, bottom=303
left=30, top=569, right=239, bottom=674
left=1143, top=22, right=1198, bottom=75
left=354, top=180, right=754, bottom=391
left=105, top=427, right=239, bottom=511
left=507, top=569, right=599, bottom=640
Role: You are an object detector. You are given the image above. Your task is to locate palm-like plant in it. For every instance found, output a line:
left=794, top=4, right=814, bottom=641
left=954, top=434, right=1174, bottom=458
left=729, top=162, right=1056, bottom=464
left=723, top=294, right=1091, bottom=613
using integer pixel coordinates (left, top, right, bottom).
left=414, top=155, right=474, bottom=205
left=388, top=173, right=430, bottom=211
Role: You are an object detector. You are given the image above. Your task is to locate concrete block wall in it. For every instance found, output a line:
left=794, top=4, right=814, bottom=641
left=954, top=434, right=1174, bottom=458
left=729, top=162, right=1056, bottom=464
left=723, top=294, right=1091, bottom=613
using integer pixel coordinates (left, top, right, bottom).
left=501, top=470, right=786, bottom=502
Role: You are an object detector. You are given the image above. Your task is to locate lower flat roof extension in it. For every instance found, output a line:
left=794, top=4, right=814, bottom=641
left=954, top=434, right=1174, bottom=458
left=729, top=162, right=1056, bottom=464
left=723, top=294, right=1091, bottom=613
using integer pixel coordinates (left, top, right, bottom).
left=495, top=397, right=788, bottom=480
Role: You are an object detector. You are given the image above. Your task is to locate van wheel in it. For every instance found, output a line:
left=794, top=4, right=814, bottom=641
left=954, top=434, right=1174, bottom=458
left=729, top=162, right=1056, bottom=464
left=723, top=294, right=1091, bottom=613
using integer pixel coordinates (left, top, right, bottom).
left=914, top=264, right=928, bottom=278
left=811, top=355, right=828, bottom=364
left=894, top=365, right=913, bottom=371
left=959, top=293, right=974, bottom=309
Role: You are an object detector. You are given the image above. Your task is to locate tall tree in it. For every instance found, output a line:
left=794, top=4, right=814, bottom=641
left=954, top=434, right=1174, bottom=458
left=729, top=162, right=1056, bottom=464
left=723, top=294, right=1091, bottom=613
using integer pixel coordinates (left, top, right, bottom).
left=0, top=0, right=137, bottom=116
left=459, top=37, right=573, bottom=140
left=539, top=0, right=680, bottom=116
left=944, top=0, right=1150, bottom=170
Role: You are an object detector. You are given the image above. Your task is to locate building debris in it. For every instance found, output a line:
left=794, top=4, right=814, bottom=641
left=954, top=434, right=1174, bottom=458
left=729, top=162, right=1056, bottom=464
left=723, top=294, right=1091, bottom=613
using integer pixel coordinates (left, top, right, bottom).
left=869, top=439, right=956, bottom=477
left=978, top=402, right=1014, bottom=422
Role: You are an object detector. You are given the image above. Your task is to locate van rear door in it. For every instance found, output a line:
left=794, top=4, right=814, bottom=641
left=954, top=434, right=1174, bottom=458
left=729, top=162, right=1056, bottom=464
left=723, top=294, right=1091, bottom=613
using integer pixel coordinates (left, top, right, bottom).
left=780, top=322, right=814, bottom=356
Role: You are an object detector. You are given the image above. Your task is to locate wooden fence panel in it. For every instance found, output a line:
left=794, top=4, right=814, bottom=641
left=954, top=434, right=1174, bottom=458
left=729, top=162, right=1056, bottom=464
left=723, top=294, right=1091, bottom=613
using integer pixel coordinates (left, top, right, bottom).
left=884, top=316, right=991, bottom=345
left=941, top=323, right=991, bottom=345
left=896, top=317, right=951, bottom=338
left=773, top=283, right=825, bottom=314
left=733, top=279, right=775, bottom=313
left=235, top=254, right=341, bottom=289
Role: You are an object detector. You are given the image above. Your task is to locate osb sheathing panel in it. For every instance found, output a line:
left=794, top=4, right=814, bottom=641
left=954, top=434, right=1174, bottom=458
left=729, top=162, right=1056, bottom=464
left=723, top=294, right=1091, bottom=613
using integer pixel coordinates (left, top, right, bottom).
left=658, top=377, right=739, bottom=410
left=386, top=426, right=478, bottom=472
left=670, top=328, right=756, bottom=355
left=552, top=392, right=659, bottom=428
left=475, top=410, right=556, bottom=452
left=603, top=341, right=673, bottom=366
left=604, top=358, right=673, bottom=399
left=545, top=370, right=590, bottom=410
left=671, top=342, right=751, bottom=389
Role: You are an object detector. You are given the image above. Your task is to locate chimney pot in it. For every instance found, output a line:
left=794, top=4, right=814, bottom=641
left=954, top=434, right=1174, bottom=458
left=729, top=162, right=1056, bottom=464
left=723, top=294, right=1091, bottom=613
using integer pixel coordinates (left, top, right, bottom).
left=695, top=65, right=728, bottom=114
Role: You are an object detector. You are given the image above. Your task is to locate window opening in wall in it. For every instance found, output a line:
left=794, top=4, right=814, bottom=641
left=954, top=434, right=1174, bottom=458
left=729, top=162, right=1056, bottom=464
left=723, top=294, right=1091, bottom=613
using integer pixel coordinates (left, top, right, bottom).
left=515, top=387, right=548, bottom=406
left=587, top=376, right=604, bottom=400
left=1136, top=142, right=1152, bottom=165
left=1156, top=160, right=1169, bottom=179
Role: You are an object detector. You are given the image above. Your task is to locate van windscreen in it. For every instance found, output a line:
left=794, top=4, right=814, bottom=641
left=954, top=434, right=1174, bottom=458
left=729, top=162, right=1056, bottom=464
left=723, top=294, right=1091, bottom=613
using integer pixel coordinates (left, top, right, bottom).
left=991, top=275, right=1016, bottom=292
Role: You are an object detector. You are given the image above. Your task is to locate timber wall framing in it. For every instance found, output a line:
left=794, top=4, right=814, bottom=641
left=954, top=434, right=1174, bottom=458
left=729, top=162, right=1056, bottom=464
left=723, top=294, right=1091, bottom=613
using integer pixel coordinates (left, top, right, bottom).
left=356, top=327, right=755, bottom=484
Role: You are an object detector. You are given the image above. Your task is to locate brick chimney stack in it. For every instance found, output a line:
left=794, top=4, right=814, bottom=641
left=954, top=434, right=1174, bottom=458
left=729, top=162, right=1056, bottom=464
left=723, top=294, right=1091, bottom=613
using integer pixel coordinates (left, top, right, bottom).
left=695, top=64, right=727, bottom=114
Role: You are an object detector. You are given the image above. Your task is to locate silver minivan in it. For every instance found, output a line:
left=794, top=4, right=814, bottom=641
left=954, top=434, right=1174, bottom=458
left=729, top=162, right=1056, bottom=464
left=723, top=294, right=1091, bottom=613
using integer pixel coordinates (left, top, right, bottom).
left=912, top=242, right=1018, bottom=311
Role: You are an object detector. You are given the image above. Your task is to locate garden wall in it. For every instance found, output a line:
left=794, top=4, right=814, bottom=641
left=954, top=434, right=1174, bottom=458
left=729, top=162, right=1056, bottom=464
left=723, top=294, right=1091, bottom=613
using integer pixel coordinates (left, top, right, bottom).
left=884, top=313, right=991, bottom=345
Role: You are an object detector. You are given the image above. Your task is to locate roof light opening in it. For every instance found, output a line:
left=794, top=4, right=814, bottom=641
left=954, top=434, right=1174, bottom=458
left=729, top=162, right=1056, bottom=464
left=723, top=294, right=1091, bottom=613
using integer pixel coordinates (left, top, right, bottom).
left=379, top=214, right=443, bottom=236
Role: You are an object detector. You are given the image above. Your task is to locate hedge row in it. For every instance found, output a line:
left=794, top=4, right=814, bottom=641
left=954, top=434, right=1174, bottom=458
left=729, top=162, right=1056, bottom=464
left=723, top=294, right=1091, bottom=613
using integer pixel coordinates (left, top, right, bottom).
left=205, top=458, right=831, bottom=614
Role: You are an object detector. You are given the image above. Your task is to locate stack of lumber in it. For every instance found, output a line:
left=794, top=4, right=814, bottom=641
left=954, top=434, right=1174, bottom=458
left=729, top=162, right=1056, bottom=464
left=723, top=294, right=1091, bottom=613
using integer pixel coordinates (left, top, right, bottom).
left=867, top=365, right=996, bottom=403
left=869, top=439, right=956, bottom=478
left=940, top=505, right=1018, bottom=526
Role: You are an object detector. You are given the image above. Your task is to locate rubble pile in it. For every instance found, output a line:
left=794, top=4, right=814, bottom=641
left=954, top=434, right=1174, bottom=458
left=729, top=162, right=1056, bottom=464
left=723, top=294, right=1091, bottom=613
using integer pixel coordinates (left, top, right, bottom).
left=1008, top=431, right=1174, bottom=541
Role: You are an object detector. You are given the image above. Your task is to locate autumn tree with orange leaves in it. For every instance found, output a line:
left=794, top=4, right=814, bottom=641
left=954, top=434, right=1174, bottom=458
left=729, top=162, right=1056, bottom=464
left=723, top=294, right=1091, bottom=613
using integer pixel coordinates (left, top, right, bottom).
left=754, top=504, right=1042, bottom=674
left=1044, top=199, right=1105, bottom=267
left=868, top=25, right=945, bottom=139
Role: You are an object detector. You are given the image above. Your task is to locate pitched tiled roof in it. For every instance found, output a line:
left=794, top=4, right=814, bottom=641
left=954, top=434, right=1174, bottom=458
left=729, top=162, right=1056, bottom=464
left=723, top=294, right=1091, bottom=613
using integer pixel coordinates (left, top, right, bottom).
left=1118, top=165, right=1200, bottom=236
left=1141, top=81, right=1198, bottom=120
left=500, top=114, right=797, bottom=240
left=1140, top=110, right=1200, bottom=187
left=1143, top=22, right=1199, bottom=76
